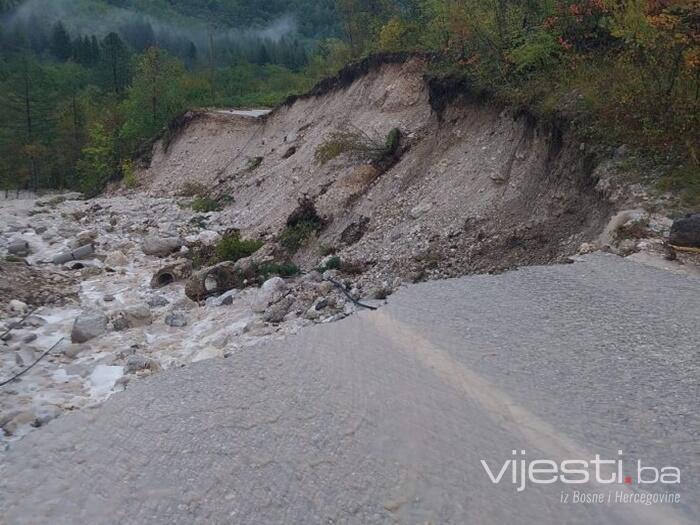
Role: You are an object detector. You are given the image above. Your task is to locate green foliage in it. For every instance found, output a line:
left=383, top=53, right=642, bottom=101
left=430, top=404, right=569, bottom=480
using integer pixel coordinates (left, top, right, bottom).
left=279, top=220, right=318, bottom=253
left=318, top=255, right=341, bottom=272
left=214, top=234, right=264, bottom=263
left=76, top=123, right=116, bottom=196
left=121, top=159, right=137, bottom=188
left=256, top=262, right=301, bottom=279
left=658, top=165, right=700, bottom=209
left=246, top=156, right=264, bottom=172
left=191, top=196, right=221, bottom=213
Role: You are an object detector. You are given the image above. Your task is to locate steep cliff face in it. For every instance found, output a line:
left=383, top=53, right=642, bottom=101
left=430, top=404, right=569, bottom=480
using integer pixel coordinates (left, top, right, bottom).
left=138, top=55, right=612, bottom=281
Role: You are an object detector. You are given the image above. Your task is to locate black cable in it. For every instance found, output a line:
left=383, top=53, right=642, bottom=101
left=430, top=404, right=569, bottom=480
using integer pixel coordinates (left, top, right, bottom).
left=324, top=276, right=378, bottom=311
left=0, top=337, right=64, bottom=388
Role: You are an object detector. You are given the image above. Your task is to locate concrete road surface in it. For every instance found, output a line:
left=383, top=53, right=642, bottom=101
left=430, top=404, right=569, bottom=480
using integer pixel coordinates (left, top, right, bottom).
left=1, top=254, right=698, bottom=524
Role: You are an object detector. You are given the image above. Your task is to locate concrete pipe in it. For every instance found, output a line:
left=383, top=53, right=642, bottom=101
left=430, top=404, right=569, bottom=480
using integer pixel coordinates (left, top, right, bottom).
left=184, top=261, right=244, bottom=301
left=52, top=244, right=95, bottom=265
left=150, top=260, right=193, bottom=289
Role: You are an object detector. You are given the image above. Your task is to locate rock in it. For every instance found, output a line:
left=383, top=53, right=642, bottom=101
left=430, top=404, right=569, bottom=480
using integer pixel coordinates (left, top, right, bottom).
left=14, top=348, right=36, bottom=366
left=123, top=304, right=153, bottom=328
left=195, top=230, right=221, bottom=245
left=7, top=240, right=30, bottom=257
left=125, top=355, right=162, bottom=374
left=252, top=277, right=288, bottom=313
left=63, top=344, right=86, bottom=359
left=216, top=289, right=239, bottom=306
left=71, top=310, right=108, bottom=343
left=578, top=242, right=598, bottom=255
left=1, top=411, right=37, bottom=436
left=303, top=270, right=323, bottom=283
left=669, top=214, right=700, bottom=248
left=340, top=217, right=370, bottom=245
left=111, top=314, right=130, bottom=332
left=52, top=244, right=95, bottom=264
left=305, top=306, right=321, bottom=320
left=9, top=299, right=28, bottom=314
left=147, top=295, right=170, bottom=308
left=263, top=296, right=294, bottom=323
left=165, top=311, right=188, bottom=327
left=409, top=202, right=433, bottom=219
left=141, top=236, right=182, bottom=257
left=104, top=251, right=129, bottom=268
left=76, top=229, right=98, bottom=246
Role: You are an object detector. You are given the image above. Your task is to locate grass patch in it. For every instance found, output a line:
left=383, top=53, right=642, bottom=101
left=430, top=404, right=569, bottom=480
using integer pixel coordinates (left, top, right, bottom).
left=314, top=127, right=401, bottom=166
left=214, top=234, right=264, bottom=263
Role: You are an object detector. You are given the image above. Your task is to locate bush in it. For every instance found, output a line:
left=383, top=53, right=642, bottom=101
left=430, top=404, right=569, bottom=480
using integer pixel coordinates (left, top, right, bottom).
left=214, top=234, right=264, bottom=263
left=246, top=157, right=263, bottom=172
left=191, top=196, right=221, bottom=213
left=121, top=159, right=138, bottom=188
left=256, top=262, right=301, bottom=279
left=315, top=127, right=401, bottom=166
left=179, top=182, right=208, bottom=197
left=318, top=255, right=341, bottom=272
left=279, top=220, right=318, bottom=253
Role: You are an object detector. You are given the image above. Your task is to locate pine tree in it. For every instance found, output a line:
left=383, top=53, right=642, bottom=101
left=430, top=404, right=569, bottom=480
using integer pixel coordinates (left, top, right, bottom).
left=50, top=22, right=72, bottom=62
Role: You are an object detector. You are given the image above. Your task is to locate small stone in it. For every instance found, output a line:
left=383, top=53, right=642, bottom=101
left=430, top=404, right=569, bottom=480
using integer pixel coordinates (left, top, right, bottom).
left=9, top=299, right=28, bottom=314
left=409, top=202, right=433, bottom=219
left=147, top=295, right=169, bottom=308
left=104, top=294, right=115, bottom=302
left=125, top=355, right=162, bottom=374
left=105, top=251, right=128, bottom=268
left=165, top=312, right=188, bottom=327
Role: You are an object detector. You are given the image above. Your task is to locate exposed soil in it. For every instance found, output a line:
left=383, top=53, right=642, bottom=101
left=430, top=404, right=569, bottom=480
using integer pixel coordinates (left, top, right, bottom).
left=136, top=55, right=618, bottom=285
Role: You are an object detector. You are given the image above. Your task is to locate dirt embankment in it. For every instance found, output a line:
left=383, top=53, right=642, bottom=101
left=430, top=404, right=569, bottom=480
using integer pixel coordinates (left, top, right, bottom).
left=137, top=55, right=621, bottom=284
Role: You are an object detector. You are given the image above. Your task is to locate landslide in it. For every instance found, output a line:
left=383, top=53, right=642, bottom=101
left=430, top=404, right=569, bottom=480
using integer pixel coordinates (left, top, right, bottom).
left=137, top=54, right=614, bottom=283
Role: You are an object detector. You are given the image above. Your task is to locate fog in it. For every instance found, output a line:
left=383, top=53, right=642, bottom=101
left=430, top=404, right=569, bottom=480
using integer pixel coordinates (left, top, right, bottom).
left=3, top=0, right=298, bottom=50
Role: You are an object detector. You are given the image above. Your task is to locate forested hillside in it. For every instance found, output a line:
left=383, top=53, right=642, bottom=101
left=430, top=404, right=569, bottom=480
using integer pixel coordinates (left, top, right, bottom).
left=0, top=0, right=698, bottom=206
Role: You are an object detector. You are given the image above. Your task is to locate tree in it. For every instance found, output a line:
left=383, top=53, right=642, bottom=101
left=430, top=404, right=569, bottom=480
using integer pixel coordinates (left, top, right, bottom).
left=50, top=22, right=72, bottom=62
left=121, top=47, right=187, bottom=147
left=100, top=32, right=131, bottom=94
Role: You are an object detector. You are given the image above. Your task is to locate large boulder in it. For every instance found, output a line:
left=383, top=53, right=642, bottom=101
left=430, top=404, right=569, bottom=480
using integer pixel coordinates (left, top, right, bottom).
left=71, top=310, right=108, bottom=343
left=252, top=277, right=288, bottom=313
left=670, top=214, right=700, bottom=248
left=141, top=236, right=182, bottom=257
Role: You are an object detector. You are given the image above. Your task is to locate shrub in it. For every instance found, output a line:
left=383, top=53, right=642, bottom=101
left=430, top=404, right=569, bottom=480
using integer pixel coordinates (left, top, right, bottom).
left=191, top=196, right=221, bottom=213
left=256, top=262, right=301, bottom=280
left=279, top=220, right=318, bottom=253
left=246, top=157, right=263, bottom=172
left=121, top=159, right=138, bottom=188
left=319, top=255, right=341, bottom=272
left=179, top=182, right=208, bottom=197
left=214, top=234, right=264, bottom=263
left=189, top=215, right=208, bottom=229
left=315, top=127, right=401, bottom=166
